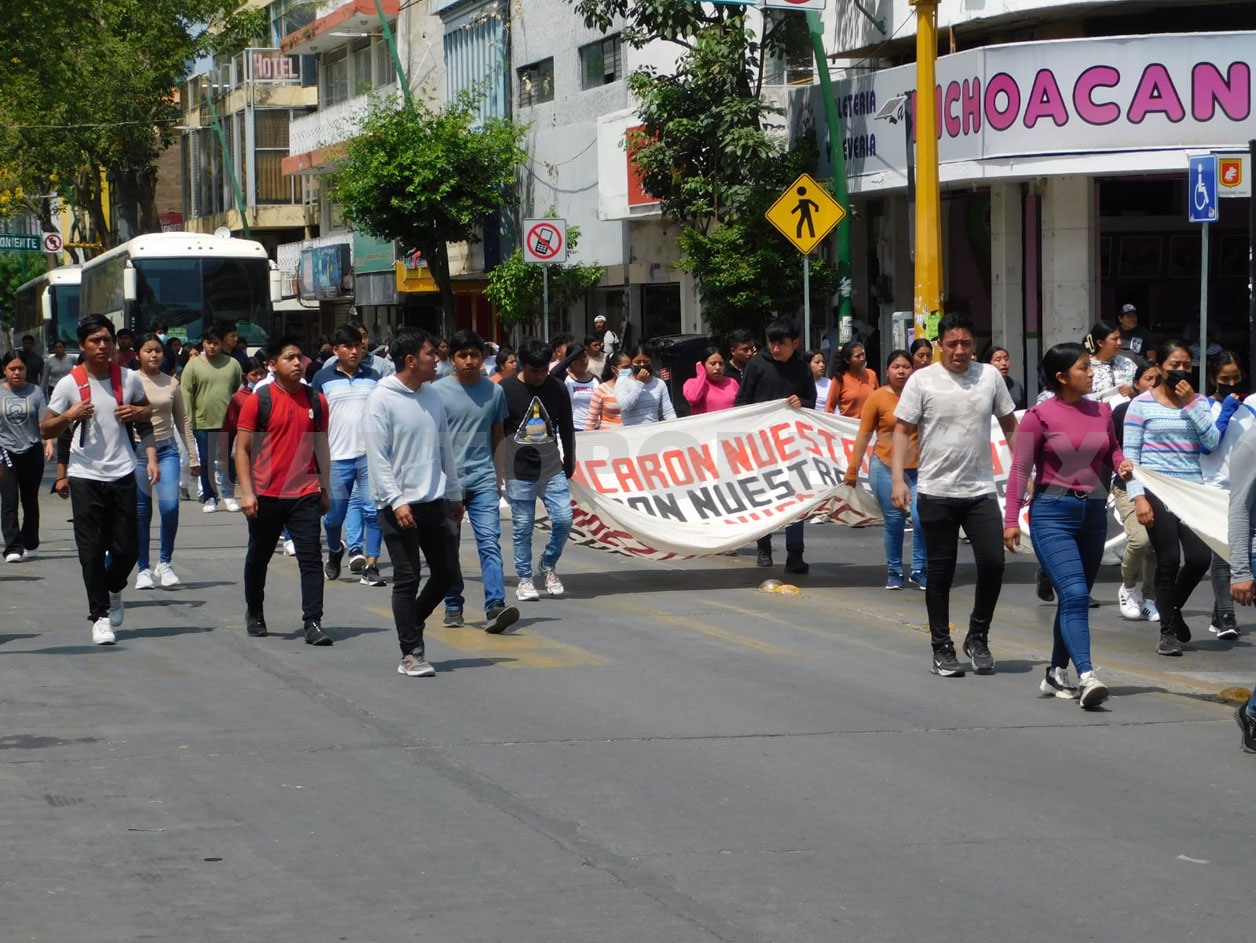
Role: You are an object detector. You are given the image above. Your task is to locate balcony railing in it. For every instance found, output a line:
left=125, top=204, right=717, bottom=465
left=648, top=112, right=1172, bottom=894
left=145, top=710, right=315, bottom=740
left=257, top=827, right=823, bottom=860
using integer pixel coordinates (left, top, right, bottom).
left=288, top=84, right=400, bottom=156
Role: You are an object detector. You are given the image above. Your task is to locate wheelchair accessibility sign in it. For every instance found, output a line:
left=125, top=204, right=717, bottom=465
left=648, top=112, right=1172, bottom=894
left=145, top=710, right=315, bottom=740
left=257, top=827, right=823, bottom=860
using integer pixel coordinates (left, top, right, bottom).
left=1188, top=154, right=1218, bottom=223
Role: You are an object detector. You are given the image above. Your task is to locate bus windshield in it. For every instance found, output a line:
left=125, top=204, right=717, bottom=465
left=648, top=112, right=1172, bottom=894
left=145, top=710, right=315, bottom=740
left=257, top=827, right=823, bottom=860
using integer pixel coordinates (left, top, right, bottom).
left=53, top=285, right=82, bottom=346
left=133, top=257, right=271, bottom=349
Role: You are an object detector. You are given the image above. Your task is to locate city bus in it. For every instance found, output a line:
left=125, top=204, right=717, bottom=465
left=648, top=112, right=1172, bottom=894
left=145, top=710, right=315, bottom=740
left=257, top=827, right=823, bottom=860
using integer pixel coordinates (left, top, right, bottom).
left=80, top=232, right=279, bottom=351
left=12, top=265, right=82, bottom=356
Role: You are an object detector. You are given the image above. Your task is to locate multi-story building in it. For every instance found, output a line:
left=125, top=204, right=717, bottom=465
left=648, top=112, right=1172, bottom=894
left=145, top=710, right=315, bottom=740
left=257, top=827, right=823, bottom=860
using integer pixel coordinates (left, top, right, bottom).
left=822, top=0, right=1256, bottom=389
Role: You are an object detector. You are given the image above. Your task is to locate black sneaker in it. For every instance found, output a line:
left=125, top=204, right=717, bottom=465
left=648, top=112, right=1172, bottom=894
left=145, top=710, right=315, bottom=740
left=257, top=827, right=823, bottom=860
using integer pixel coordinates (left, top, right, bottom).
left=359, top=564, right=386, bottom=587
left=962, top=633, right=997, bottom=675
left=324, top=547, right=344, bottom=582
left=485, top=604, right=520, bottom=635
left=784, top=553, right=809, bottom=575
left=348, top=550, right=366, bottom=574
left=443, top=609, right=464, bottom=627
left=1036, top=569, right=1055, bottom=602
left=756, top=549, right=773, bottom=567
left=1170, top=613, right=1192, bottom=643
left=1210, top=610, right=1241, bottom=640
left=931, top=647, right=966, bottom=677
left=303, top=620, right=333, bottom=646
left=1157, top=631, right=1182, bottom=656
left=246, top=612, right=268, bottom=637
left=1235, top=699, right=1256, bottom=753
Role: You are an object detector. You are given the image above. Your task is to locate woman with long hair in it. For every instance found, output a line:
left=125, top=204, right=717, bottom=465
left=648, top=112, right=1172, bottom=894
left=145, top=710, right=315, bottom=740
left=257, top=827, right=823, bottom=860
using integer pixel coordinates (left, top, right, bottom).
left=1124, top=339, right=1220, bottom=655
left=824, top=339, right=879, bottom=417
left=1085, top=320, right=1136, bottom=398
left=585, top=351, right=633, bottom=430
left=0, top=352, right=52, bottom=562
left=806, top=349, right=830, bottom=410
left=682, top=345, right=738, bottom=415
left=1005, top=343, right=1132, bottom=708
left=490, top=346, right=517, bottom=383
left=984, top=346, right=1027, bottom=410
left=614, top=344, right=677, bottom=426
left=910, top=338, right=934, bottom=370
left=843, top=349, right=925, bottom=590
left=133, top=333, right=200, bottom=589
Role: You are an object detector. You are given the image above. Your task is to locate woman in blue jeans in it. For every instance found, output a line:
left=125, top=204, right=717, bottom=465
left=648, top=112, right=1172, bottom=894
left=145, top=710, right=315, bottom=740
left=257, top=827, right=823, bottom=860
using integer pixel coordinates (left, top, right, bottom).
left=134, top=334, right=200, bottom=588
left=843, top=350, right=925, bottom=589
left=1004, top=343, right=1133, bottom=709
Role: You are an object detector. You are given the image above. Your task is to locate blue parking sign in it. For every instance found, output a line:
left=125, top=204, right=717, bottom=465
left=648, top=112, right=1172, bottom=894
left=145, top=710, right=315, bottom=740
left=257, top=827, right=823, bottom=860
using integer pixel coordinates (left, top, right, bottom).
left=1189, top=154, right=1218, bottom=223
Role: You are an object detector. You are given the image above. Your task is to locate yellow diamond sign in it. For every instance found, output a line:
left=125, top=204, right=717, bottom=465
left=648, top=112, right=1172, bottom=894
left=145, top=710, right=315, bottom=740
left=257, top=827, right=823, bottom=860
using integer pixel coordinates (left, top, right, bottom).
left=765, top=173, right=846, bottom=254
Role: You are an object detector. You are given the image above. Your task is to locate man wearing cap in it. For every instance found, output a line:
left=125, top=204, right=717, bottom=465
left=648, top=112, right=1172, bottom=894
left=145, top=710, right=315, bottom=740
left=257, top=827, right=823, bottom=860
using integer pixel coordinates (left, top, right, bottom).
left=593, top=315, right=619, bottom=355
left=1117, top=304, right=1153, bottom=357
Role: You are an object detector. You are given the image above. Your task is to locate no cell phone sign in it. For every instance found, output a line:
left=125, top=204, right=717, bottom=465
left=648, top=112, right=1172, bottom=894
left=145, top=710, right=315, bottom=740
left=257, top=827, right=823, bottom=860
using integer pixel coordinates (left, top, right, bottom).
left=522, top=219, right=568, bottom=264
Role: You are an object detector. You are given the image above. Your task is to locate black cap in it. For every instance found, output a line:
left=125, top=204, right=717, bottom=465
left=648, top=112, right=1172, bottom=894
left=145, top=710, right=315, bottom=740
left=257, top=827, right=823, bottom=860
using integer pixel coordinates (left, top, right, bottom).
left=1120, top=303, right=1137, bottom=315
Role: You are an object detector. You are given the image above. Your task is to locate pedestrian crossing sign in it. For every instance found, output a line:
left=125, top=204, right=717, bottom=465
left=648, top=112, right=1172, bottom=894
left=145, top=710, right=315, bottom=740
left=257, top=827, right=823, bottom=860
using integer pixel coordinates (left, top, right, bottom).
left=765, top=173, right=845, bottom=254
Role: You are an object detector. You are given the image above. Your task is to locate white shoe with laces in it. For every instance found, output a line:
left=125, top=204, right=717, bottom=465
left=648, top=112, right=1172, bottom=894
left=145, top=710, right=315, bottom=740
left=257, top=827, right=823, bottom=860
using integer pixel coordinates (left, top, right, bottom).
left=4, top=551, right=21, bottom=563
left=1141, top=598, right=1160, bottom=622
left=1078, top=669, right=1110, bottom=709
left=135, top=569, right=155, bottom=590
left=1118, top=585, right=1143, bottom=620
left=516, top=578, right=540, bottom=602
left=155, top=562, right=180, bottom=587
left=1039, top=666, right=1079, bottom=699
left=202, top=499, right=218, bottom=513
left=541, top=566, right=564, bottom=597
left=224, top=498, right=241, bottom=513
left=91, top=617, right=116, bottom=645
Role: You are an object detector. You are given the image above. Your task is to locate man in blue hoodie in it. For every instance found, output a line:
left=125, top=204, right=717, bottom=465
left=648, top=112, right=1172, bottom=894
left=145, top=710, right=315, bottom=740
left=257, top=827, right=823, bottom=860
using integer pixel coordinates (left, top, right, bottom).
left=364, top=328, right=463, bottom=678
left=733, top=318, right=817, bottom=574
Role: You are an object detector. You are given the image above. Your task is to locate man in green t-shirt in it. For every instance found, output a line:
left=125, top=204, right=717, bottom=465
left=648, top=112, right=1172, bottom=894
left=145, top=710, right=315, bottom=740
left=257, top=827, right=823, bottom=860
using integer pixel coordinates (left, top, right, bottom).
left=182, top=323, right=243, bottom=513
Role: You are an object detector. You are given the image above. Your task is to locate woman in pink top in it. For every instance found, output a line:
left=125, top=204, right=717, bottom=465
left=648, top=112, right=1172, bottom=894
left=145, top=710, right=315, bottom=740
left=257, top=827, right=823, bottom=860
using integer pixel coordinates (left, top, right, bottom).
left=682, top=345, right=739, bottom=415
left=1004, top=342, right=1133, bottom=709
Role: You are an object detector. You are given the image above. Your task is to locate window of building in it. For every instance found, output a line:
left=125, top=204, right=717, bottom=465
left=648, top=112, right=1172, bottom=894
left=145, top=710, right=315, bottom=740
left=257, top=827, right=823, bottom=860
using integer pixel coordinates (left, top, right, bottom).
left=762, top=12, right=813, bottom=86
left=517, top=58, right=554, bottom=107
left=580, top=35, right=622, bottom=89
left=372, top=35, right=397, bottom=88
left=352, top=39, right=373, bottom=95
left=324, top=47, right=350, bottom=106
left=255, top=110, right=295, bottom=205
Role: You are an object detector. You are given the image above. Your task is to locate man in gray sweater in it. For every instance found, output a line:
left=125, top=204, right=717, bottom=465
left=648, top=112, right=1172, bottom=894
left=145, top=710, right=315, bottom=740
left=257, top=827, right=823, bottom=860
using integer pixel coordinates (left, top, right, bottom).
left=1228, top=430, right=1256, bottom=751
left=364, top=327, right=463, bottom=679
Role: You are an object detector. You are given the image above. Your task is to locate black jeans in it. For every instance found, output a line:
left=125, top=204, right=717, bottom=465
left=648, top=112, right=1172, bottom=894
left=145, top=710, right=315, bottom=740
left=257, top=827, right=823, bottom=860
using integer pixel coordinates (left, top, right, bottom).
left=380, top=501, right=460, bottom=657
left=244, top=493, right=324, bottom=625
left=1144, top=492, right=1211, bottom=627
left=69, top=474, right=139, bottom=621
left=756, top=520, right=804, bottom=556
left=1, top=443, right=44, bottom=556
left=917, top=493, right=1005, bottom=652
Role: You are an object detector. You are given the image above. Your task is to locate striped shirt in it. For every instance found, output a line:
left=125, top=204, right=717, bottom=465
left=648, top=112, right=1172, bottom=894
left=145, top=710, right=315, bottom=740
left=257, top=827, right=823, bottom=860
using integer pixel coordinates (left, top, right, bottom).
left=584, top=382, right=622, bottom=430
left=1123, top=391, right=1220, bottom=499
left=310, top=362, right=381, bottom=460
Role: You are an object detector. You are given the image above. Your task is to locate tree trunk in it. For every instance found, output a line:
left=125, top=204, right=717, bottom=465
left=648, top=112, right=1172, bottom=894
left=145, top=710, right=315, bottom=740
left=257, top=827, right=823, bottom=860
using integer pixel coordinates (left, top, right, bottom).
left=107, top=167, right=141, bottom=244
left=424, top=238, right=455, bottom=339
left=76, top=169, right=111, bottom=250
left=136, top=165, right=161, bottom=234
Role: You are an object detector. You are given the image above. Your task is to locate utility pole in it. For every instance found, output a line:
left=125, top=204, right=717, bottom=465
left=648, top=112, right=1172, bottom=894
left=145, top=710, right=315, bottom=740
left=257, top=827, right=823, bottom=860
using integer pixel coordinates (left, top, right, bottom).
left=373, top=0, right=413, bottom=110
left=908, top=0, right=943, bottom=343
left=204, top=88, right=251, bottom=239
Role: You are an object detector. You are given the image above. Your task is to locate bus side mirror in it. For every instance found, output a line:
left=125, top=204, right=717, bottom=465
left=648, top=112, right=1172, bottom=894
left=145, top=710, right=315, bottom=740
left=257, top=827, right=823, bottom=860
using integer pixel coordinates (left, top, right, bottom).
left=270, top=265, right=282, bottom=304
left=123, top=266, right=137, bottom=304
left=41, top=292, right=53, bottom=322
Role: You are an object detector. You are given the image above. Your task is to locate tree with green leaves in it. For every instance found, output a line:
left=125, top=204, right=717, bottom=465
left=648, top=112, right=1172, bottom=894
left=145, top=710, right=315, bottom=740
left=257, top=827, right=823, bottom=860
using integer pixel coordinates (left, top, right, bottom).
left=569, top=0, right=832, bottom=335
left=0, top=252, right=48, bottom=333
left=0, top=1, right=267, bottom=248
left=332, top=97, right=528, bottom=336
left=485, top=224, right=605, bottom=332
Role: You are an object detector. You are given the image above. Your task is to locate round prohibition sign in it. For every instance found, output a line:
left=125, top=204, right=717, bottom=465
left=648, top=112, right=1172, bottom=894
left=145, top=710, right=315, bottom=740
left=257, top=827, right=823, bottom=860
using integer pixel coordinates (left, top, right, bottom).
left=526, top=222, right=564, bottom=261
left=42, top=232, right=63, bottom=253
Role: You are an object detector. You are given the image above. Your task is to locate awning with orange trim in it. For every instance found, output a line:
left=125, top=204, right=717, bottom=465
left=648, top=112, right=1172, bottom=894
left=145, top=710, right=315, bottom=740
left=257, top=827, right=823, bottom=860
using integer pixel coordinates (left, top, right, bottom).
left=279, top=0, right=400, bottom=56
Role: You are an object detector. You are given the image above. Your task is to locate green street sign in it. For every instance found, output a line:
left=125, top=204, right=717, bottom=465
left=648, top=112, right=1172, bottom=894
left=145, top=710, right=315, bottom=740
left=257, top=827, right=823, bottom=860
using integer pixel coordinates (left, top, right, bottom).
left=0, top=233, right=42, bottom=252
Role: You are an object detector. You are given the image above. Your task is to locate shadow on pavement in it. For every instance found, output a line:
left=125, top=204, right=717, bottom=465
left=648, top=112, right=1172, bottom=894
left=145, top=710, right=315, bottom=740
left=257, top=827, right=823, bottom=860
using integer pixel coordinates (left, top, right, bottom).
left=123, top=625, right=216, bottom=638
left=988, top=658, right=1037, bottom=675
left=0, top=634, right=40, bottom=646
left=433, top=657, right=517, bottom=671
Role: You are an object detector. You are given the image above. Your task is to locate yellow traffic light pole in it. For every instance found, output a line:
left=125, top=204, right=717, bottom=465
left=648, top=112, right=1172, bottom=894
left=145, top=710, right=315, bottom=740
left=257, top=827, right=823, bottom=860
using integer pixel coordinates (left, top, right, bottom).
left=909, top=0, right=943, bottom=343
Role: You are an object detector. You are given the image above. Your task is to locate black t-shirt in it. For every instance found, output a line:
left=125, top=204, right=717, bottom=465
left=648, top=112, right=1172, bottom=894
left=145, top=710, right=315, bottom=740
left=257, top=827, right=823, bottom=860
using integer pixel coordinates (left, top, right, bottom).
left=500, top=375, right=576, bottom=482
left=1119, top=327, right=1153, bottom=358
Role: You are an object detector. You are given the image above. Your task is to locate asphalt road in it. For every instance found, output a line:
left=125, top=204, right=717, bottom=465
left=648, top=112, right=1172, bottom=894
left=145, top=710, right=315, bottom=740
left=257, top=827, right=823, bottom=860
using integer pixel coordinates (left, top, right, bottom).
left=2, top=491, right=1254, bottom=942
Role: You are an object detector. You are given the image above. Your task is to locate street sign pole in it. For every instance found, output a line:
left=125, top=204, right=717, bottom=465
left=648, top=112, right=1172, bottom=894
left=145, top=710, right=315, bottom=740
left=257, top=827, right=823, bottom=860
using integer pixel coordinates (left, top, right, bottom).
left=543, top=265, right=550, bottom=343
left=803, top=255, right=811, bottom=347
left=1188, top=154, right=1218, bottom=389
left=1201, top=222, right=1210, bottom=391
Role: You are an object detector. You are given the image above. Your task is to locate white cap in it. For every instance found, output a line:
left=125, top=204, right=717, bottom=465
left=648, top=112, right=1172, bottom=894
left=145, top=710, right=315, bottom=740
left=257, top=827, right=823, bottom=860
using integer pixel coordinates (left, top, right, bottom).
left=594, top=315, right=607, bottom=323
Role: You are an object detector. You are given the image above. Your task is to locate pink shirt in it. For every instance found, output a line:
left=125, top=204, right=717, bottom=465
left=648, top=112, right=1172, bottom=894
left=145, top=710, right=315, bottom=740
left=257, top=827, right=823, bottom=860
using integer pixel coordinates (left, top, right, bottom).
left=682, top=371, right=739, bottom=414
left=1004, top=396, right=1126, bottom=529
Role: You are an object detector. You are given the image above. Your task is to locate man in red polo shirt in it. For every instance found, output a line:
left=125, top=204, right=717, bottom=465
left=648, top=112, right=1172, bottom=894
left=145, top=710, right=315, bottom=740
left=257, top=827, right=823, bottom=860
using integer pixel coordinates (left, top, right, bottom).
left=235, top=336, right=333, bottom=645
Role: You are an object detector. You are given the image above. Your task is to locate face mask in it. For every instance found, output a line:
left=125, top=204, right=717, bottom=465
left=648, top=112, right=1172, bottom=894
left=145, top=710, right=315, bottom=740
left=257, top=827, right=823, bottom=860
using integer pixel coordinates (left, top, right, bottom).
left=618, top=368, right=633, bottom=379
left=1216, top=381, right=1243, bottom=395
left=1165, top=369, right=1193, bottom=389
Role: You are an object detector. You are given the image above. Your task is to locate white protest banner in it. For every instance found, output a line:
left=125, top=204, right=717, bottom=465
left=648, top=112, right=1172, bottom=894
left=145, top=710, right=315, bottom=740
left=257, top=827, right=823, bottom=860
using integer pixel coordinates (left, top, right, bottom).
left=563, top=402, right=1016, bottom=559
left=1131, top=466, right=1229, bottom=559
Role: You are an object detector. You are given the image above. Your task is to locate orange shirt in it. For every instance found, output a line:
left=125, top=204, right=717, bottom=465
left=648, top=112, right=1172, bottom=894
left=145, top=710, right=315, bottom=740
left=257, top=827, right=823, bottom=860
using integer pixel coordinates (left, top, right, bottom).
left=857, top=386, right=918, bottom=469
left=825, top=368, right=879, bottom=417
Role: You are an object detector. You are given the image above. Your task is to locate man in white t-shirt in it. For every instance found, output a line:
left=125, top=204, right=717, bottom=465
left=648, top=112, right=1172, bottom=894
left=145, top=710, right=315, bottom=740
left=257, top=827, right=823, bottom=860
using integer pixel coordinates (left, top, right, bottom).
left=891, top=312, right=1018, bottom=679
left=42, top=314, right=159, bottom=645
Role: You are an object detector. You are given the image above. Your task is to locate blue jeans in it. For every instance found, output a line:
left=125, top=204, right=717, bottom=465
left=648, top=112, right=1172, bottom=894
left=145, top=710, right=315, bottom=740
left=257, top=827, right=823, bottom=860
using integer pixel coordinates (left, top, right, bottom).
left=506, top=475, right=573, bottom=579
left=1030, top=493, right=1107, bottom=674
left=193, top=428, right=233, bottom=503
left=323, top=455, right=380, bottom=557
left=136, top=441, right=181, bottom=570
left=871, top=457, right=925, bottom=578
left=446, top=488, right=507, bottom=613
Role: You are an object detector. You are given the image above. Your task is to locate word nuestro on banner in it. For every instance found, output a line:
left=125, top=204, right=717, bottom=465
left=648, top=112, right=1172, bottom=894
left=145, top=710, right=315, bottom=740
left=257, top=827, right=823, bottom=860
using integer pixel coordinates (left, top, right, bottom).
left=560, top=402, right=1016, bottom=560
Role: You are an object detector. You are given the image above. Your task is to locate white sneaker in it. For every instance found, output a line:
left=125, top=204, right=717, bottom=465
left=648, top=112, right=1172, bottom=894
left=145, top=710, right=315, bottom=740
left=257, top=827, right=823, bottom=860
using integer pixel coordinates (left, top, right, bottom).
left=516, top=577, right=540, bottom=602
left=224, top=498, right=241, bottom=512
left=4, top=551, right=20, bottom=563
left=1078, top=669, right=1110, bottom=709
left=541, top=566, right=564, bottom=597
left=1039, top=666, right=1079, bottom=699
left=282, top=538, right=296, bottom=556
left=108, top=591, right=125, bottom=627
left=91, top=617, right=116, bottom=645
left=21, top=548, right=37, bottom=561
left=1118, top=585, right=1144, bottom=620
left=202, top=499, right=218, bottom=513
left=135, top=569, right=155, bottom=590
left=1141, top=598, right=1160, bottom=622
left=155, top=562, right=180, bottom=587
